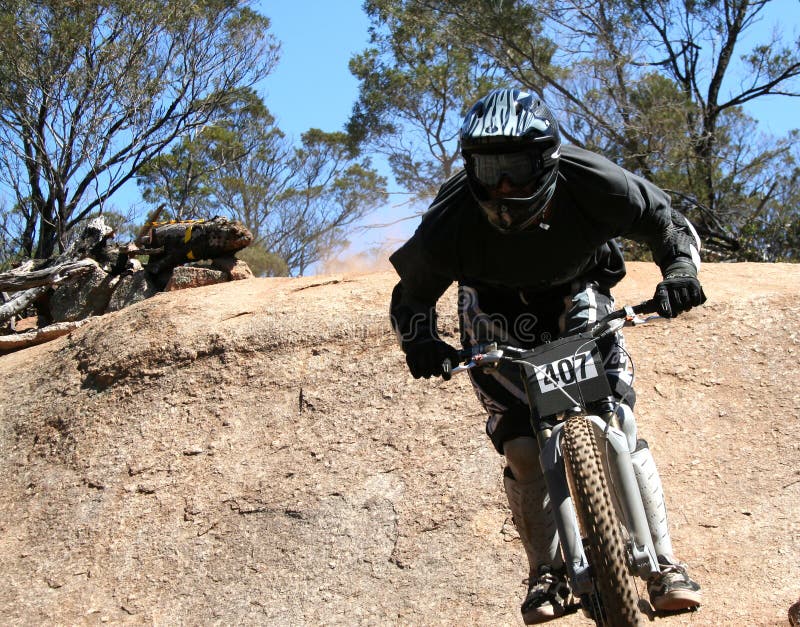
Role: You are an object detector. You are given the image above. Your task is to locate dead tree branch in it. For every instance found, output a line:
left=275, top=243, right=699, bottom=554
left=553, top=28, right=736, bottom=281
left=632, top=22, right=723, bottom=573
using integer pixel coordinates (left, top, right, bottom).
left=0, top=318, right=93, bottom=353
left=0, top=259, right=99, bottom=292
left=0, top=217, right=113, bottom=325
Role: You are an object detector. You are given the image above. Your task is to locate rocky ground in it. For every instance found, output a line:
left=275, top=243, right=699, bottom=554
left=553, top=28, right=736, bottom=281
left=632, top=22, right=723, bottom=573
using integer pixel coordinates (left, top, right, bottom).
left=0, top=262, right=798, bottom=626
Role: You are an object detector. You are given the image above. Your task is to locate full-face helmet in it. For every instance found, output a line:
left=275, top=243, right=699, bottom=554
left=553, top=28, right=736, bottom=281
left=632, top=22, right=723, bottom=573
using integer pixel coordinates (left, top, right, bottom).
left=460, top=88, right=561, bottom=232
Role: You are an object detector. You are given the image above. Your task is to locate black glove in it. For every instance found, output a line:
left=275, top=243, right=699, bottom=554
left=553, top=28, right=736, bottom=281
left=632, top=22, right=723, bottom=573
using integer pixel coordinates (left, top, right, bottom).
left=654, top=267, right=706, bottom=318
left=404, top=338, right=461, bottom=381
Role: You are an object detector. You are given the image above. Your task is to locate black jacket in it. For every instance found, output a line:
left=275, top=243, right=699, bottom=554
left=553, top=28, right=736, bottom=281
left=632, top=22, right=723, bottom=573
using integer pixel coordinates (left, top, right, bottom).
left=389, top=145, right=700, bottom=335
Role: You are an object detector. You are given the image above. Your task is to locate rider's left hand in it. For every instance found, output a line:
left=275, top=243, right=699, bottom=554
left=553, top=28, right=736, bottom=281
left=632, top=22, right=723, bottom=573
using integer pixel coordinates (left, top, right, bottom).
left=654, top=273, right=706, bottom=318
left=404, top=337, right=460, bottom=380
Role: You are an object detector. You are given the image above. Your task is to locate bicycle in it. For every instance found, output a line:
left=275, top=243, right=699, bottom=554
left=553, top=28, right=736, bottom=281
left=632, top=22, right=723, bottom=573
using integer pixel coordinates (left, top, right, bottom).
left=448, top=300, right=666, bottom=626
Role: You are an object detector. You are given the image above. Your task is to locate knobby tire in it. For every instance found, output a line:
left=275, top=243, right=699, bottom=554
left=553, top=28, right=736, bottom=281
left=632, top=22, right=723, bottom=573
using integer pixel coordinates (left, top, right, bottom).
left=562, top=416, right=642, bottom=627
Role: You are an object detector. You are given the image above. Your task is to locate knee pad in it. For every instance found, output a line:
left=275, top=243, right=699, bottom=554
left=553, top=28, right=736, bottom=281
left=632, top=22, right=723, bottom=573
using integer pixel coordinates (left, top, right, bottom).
left=503, top=467, right=562, bottom=571
left=503, top=436, right=542, bottom=484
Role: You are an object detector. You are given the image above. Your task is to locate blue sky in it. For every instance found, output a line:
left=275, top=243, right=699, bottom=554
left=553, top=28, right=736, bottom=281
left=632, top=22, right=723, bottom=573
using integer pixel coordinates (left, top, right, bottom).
left=258, top=1, right=370, bottom=140
left=261, top=0, right=799, bottom=138
left=257, top=1, right=418, bottom=259
left=257, top=0, right=799, bottom=264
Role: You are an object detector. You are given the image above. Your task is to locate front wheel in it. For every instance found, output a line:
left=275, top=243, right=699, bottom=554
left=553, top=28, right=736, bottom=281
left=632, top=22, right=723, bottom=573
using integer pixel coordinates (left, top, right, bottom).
left=562, top=416, right=642, bottom=627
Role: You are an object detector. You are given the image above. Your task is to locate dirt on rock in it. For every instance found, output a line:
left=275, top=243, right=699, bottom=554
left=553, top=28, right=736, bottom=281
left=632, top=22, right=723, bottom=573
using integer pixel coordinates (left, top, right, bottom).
left=0, top=262, right=798, bottom=626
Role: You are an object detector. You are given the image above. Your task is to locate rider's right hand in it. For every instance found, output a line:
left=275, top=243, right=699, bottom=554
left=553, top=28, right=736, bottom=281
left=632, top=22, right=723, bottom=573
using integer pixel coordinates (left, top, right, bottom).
left=654, top=273, right=706, bottom=318
left=404, top=338, right=461, bottom=381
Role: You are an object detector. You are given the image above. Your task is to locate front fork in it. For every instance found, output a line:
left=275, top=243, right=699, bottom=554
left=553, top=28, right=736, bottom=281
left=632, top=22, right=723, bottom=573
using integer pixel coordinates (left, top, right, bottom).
left=537, top=414, right=660, bottom=595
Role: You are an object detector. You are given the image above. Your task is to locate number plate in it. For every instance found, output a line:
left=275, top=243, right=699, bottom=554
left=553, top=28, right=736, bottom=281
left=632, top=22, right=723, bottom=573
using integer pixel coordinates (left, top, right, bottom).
left=519, top=335, right=612, bottom=416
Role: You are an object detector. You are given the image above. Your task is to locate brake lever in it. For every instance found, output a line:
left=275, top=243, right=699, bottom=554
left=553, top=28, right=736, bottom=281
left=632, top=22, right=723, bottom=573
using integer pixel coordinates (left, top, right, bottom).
left=451, top=348, right=505, bottom=375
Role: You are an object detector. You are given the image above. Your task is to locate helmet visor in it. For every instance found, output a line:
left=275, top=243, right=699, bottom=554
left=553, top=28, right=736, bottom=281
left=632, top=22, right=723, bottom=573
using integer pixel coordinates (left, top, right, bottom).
left=471, top=151, right=541, bottom=188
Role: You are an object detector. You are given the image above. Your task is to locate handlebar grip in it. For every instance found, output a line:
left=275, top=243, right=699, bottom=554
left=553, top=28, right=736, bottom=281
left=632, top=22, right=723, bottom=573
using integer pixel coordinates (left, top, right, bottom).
left=456, top=347, right=473, bottom=362
left=631, top=299, right=659, bottom=315
left=595, top=298, right=661, bottom=331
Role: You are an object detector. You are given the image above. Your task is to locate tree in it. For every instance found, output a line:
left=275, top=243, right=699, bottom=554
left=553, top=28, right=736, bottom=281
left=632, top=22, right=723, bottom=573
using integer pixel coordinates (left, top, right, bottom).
left=138, top=91, right=388, bottom=276
left=348, top=0, right=506, bottom=201
left=352, top=0, right=800, bottom=260
left=268, top=129, right=388, bottom=275
left=235, top=244, right=290, bottom=277
left=135, top=132, right=213, bottom=221
left=136, top=87, right=293, bottom=225
left=0, top=0, right=279, bottom=260
left=0, top=200, right=26, bottom=271
left=535, top=0, right=800, bottom=259
left=195, top=89, right=296, bottom=245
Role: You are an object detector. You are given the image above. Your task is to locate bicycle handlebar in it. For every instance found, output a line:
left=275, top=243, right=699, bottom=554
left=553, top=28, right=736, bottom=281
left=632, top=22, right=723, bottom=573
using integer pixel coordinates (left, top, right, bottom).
left=448, top=298, right=661, bottom=375
left=599, top=298, right=659, bottom=322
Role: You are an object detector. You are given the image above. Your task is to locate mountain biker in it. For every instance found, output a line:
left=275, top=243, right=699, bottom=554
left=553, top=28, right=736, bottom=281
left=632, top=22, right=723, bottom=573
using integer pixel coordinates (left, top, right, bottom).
left=389, top=88, right=705, bottom=624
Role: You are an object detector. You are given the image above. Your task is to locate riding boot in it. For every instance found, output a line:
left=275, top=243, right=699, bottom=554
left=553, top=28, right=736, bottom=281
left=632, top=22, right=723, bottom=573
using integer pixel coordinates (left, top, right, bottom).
left=503, top=467, right=571, bottom=623
left=630, top=439, right=673, bottom=558
left=630, top=439, right=702, bottom=610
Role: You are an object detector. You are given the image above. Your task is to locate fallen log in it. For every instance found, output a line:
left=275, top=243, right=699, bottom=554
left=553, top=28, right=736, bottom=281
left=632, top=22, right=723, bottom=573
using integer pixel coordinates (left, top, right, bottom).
left=0, top=318, right=92, bottom=353
left=0, top=286, right=48, bottom=324
left=0, top=214, right=254, bottom=346
left=0, top=258, right=98, bottom=291
left=0, top=217, right=113, bottom=326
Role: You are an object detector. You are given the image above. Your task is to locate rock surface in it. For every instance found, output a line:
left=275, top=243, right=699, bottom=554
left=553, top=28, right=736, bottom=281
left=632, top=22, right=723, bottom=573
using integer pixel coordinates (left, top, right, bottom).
left=49, top=264, right=117, bottom=322
left=164, top=265, right=229, bottom=291
left=209, top=255, right=256, bottom=280
left=106, top=268, right=160, bottom=312
left=0, top=263, right=798, bottom=625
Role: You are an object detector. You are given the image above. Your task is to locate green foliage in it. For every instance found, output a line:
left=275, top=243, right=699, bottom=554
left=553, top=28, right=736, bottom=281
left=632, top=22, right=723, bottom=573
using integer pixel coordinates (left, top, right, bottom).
left=136, top=136, right=214, bottom=220
left=733, top=139, right=800, bottom=262
left=236, top=244, right=289, bottom=277
left=348, top=0, right=509, bottom=200
left=137, top=91, right=388, bottom=276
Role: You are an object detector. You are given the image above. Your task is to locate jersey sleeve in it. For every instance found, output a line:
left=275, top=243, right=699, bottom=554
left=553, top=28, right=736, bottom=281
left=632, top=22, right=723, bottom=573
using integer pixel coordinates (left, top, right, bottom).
left=620, top=170, right=702, bottom=275
left=389, top=230, right=453, bottom=305
left=388, top=173, right=467, bottom=347
left=388, top=232, right=455, bottom=348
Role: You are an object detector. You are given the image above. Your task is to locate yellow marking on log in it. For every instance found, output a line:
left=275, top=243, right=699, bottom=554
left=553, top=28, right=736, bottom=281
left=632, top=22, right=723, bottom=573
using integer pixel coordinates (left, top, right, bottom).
left=184, top=224, right=193, bottom=243
left=187, top=250, right=196, bottom=260
left=148, top=219, right=206, bottom=227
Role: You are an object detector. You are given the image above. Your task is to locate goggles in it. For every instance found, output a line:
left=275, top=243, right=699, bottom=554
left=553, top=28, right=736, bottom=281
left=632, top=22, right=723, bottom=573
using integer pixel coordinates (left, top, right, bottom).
left=470, top=151, right=542, bottom=188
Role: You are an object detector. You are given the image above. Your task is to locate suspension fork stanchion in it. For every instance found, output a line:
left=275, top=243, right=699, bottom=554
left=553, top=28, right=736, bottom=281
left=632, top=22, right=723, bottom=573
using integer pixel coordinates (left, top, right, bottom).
left=538, top=423, right=593, bottom=595
left=590, top=416, right=660, bottom=578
